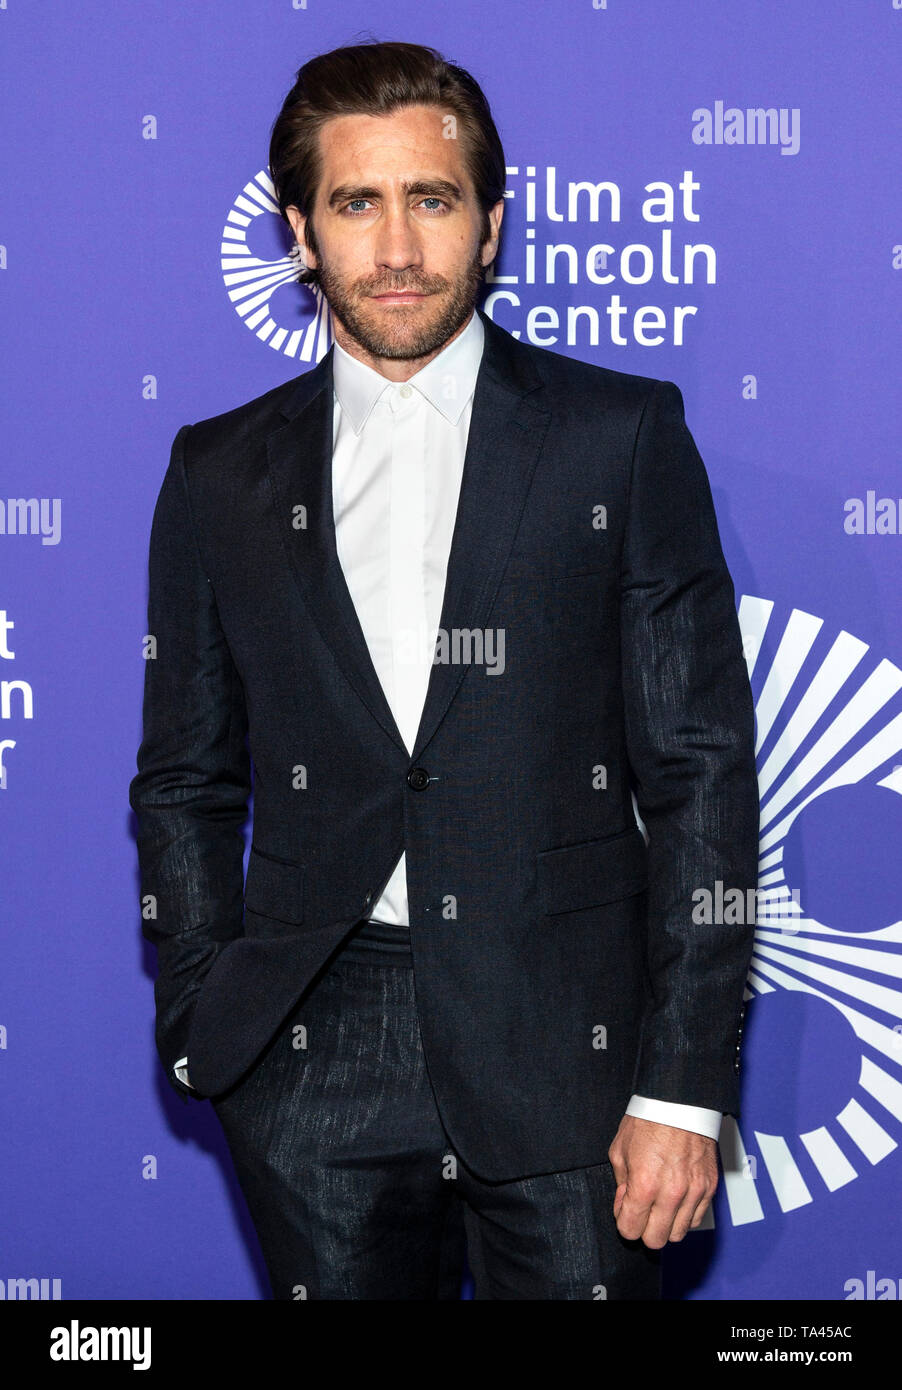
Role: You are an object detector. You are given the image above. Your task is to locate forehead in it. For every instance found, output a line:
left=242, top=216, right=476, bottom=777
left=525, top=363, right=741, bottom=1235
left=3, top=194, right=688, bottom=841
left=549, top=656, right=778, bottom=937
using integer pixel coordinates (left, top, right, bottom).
left=316, top=104, right=472, bottom=189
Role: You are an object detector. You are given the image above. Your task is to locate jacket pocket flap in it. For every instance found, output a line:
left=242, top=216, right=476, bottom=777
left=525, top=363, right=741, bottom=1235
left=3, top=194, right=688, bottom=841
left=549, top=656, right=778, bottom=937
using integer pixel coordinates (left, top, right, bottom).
left=244, top=848, right=305, bottom=924
left=537, top=826, right=648, bottom=915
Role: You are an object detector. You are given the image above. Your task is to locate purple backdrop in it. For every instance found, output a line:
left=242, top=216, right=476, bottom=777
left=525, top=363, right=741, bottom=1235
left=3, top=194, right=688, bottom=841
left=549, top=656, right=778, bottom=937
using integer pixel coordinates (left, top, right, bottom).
left=1, top=0, right=900, bottom=1300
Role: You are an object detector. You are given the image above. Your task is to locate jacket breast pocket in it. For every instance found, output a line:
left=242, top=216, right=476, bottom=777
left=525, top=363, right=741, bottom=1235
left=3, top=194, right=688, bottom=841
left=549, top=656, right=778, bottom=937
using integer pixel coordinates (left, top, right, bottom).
left=537, top=826, right=648, bottom=916
left=243, top=846, right=305, bottom=929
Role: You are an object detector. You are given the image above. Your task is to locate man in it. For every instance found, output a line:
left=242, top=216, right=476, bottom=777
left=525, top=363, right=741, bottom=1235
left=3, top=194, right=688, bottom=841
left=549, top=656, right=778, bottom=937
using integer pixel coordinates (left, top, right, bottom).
left=129, top=40, right=759, bottom=1300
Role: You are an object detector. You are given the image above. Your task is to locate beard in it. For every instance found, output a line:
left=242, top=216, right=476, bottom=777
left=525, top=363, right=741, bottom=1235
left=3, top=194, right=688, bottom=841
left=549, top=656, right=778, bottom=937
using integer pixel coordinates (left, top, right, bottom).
left=314, top=244, right=487, bottom=363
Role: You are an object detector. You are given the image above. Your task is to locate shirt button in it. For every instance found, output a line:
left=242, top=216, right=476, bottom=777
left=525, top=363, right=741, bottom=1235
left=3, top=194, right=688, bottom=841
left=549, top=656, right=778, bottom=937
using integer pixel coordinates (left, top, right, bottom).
left=399, top=383, right=413, bottom=399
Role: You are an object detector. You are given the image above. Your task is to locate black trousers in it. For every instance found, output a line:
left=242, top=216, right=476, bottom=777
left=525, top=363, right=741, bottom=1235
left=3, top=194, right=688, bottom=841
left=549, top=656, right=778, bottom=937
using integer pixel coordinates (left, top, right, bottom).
left=211, top=943, right=662, bottom=1300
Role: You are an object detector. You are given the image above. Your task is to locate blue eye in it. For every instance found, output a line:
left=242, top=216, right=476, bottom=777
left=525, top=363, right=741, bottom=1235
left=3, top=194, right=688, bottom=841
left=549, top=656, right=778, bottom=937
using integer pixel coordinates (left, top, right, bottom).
left=341, top=197, right=449, bottom=216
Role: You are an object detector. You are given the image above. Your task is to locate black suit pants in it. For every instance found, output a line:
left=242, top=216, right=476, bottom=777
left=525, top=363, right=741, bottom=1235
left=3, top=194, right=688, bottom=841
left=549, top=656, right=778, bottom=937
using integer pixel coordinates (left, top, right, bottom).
left=211, top=944, right=662, bottom=1300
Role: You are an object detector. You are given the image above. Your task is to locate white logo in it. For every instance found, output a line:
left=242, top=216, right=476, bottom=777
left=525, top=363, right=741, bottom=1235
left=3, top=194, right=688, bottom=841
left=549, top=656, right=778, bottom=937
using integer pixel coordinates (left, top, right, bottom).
left=49, top=1322, right=151, bottom=1369
left=221, top=168, right=332, bottom=362
left=713, top=596, right=902, bottom=1227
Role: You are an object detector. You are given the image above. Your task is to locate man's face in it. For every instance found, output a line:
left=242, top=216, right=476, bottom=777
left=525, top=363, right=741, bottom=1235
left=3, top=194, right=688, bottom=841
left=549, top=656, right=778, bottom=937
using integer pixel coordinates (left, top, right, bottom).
left=285, top=104, right=503, bottom=373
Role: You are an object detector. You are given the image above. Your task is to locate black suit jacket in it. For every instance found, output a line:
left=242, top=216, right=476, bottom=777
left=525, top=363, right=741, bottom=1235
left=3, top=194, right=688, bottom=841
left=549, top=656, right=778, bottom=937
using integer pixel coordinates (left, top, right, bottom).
left=129, top=306, right=759, bottom=1181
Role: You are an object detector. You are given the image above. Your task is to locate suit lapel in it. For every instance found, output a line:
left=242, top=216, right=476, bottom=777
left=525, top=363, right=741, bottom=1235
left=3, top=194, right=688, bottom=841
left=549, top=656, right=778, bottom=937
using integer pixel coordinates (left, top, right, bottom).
left=264, top=307, right=551, bottom=762
left=409, top=311, right=551, bottom=761
left=265, top=360, right=408, bottom=754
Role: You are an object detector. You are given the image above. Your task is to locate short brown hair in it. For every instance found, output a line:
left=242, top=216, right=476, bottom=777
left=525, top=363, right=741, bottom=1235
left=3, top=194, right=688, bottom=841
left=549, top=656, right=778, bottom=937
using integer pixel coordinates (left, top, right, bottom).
left=268, top=39, right=507, bottom=289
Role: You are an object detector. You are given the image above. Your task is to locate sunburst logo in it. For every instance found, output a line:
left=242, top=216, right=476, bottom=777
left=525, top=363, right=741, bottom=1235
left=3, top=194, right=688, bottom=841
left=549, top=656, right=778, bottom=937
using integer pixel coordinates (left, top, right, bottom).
left=710, top=596, right=902, bottom=1227
left=220, top=168, right=332, bottom=362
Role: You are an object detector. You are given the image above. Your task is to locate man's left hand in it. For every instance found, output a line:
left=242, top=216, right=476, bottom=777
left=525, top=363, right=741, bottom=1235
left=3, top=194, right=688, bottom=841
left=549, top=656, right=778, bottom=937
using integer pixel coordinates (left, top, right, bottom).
left=607, top=1114, right=718, bottom=1248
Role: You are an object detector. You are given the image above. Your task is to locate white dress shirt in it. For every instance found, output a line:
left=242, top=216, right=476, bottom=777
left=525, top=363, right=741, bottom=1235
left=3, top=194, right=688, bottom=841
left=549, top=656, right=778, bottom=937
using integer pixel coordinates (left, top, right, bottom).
left=175, top=308, right=721, bottom=1140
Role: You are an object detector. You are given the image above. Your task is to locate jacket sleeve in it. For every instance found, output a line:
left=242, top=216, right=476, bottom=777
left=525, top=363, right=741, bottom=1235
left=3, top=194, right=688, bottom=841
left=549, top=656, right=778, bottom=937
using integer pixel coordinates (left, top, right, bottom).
left=129, top=424, right=251, bottom=1102
left=619, top=381, right=759, bottom=1116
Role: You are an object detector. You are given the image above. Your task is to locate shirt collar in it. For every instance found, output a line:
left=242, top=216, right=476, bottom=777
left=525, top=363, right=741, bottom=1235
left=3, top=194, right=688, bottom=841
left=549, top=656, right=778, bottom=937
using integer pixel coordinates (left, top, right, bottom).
left=332, top=307, right=485, bottom=434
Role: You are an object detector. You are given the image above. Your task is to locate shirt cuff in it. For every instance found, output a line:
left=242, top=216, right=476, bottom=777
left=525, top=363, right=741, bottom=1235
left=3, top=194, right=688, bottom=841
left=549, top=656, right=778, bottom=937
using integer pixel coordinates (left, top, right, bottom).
left=173, top=1056, right=194, bottom=1090
left=626, top=1094, right=722, bottom=1140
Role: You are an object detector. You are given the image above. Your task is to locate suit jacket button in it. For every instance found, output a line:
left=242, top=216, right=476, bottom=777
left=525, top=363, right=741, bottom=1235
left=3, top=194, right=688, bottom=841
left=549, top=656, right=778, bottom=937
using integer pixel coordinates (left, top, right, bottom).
left=407, top=767, right=430, bottom=790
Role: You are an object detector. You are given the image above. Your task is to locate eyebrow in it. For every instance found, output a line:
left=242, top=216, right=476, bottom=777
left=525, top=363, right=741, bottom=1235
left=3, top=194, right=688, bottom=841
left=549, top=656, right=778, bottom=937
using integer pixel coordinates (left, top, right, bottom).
left=326, top=178, right=465, bottom=210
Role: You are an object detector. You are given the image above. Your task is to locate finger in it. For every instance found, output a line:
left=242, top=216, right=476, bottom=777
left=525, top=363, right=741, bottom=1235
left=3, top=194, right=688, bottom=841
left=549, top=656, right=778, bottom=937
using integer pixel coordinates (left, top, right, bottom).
left=636, top=1186, right=688, bottom=1248
left=614, top=1185, right=658, bottom=1242
left=667, top=1191, right=704, bottom=1243
left=689, top=1187, right=715, bottom=1230
left=666, top=1177, right=715, bottom=1242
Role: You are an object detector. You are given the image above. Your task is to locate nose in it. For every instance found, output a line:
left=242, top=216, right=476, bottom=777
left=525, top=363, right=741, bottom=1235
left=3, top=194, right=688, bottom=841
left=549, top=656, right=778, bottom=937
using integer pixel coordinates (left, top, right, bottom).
left=373, top=201, right=424, bottom=278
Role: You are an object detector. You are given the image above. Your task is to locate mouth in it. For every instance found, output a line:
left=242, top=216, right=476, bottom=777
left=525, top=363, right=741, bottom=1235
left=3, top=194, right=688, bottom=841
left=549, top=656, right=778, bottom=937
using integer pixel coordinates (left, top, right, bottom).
left=370, top=291, right=429, bottom=303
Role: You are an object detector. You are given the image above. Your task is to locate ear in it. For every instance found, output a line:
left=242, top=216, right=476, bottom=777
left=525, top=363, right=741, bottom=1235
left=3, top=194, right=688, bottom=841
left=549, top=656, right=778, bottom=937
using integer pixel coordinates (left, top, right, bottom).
left=481, top=198, right=505, bottom=267
left=285, top=206, right=313, bottom=269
